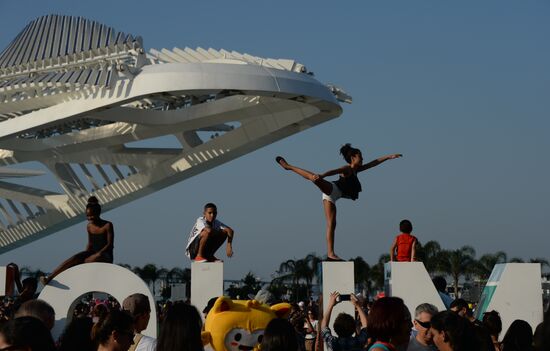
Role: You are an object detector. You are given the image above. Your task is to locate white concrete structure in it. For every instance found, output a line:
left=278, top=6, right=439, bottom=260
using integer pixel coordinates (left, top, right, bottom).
left=475, top=263, right=543, bottom=337
left=0, top=266, right=6, bottom=296
left=322, top=262, right=355, bottom=331
left=191, top=262, right=223, bottom=317
left=38, top=262, right=156, bottom=340
left=384, top=262, right=446, bottom=318
left=0, top=15, right=349, bottom=253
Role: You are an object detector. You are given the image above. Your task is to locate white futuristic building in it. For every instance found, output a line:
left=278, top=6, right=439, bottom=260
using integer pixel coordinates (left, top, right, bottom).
left=0, top=15, right=349, bottom=253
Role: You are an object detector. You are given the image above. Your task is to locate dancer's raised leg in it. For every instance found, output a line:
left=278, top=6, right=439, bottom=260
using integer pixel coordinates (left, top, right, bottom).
left=276, top=157, right=333, bottom=195
left=323, top=200, right=341, bottom=261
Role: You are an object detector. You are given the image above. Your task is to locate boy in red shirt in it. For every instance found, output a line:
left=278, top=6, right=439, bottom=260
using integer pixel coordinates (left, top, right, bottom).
left=390, top=219, right=417, bottom=262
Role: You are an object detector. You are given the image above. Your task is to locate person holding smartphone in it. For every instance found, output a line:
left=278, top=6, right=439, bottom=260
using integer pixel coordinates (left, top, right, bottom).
left=321, top=291, right=368, bottom=351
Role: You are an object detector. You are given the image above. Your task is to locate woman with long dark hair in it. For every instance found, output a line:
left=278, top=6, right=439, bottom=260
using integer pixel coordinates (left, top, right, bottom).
left=261, top=318, right=300, bottom=351
left=367, top=297, right=411, bottom=351
left=92, top=310, right=135, bottom=351
left=41, top=196, right=114, bottom=285
left=156, top=301, right=204, bottom=351
left=501, top=319, right=534, bottom=351
left=276, top=144, right=401, bottom=261
left=0, top=316, right=56, bottom=351
left=430, top=310, right=480, bottom=351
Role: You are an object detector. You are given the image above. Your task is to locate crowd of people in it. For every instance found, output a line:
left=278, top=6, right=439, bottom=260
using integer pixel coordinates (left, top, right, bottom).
left=0, top=268, right=550, bottom=351
left=264, top=293, right=550, bottom=351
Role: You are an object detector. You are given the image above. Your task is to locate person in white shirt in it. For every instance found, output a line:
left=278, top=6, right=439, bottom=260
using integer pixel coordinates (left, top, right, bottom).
left=185, top=203, right=235, bottom=262
left=304, top=308, right=319, bottom=351
left=122, top=293, right=156, bottom=351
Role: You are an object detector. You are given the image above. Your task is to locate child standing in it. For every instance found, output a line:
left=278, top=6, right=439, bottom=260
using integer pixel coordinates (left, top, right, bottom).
left=389, top=220, right=417, bottom=262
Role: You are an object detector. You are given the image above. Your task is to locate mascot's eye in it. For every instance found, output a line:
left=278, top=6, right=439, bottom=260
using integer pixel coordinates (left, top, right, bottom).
left=234, top=333, right=242, bottom=341
left=257, top=335, right=263, bottom=343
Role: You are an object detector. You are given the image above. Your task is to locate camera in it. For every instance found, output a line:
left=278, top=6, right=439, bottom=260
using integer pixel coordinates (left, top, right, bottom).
left=336, top=294, right=352, bottom=302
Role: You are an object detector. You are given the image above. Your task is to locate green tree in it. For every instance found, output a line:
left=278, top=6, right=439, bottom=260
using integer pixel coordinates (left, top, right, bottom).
left=416, top=240, right=443, bottom=273
left=437, top=246, right=476, bottom=297
left=117, top=263, right=133, bottom=270
left=369, top=254, right=390, bottom=292
left=18, top=266, right=45, bottom=279
left=166, top=267, right=191, bottom=297
left=475, top=251, right=507, bottom=281
left=529, top=257, right=550, bottom=270
left=275, top=253, right=320, bottom=301
left=226, top=272, right=262, bottom=299
left=351, top=256, right=372, bottom=297
left=133, top=263, right=166, bottom=296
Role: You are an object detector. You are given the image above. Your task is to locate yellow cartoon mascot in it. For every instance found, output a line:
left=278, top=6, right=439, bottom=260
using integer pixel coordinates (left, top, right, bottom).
left=202, top=296, right=291, bottom=351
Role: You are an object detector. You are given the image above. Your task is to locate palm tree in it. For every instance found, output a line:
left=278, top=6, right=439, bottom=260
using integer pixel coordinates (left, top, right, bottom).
left=475, top=251, right=507, bottom=281
left=529, top=257, right=550, bottom=270
left=165, top=267, right=191, bottom=298
left=351, top=256, right=371, bottom=297
left=437, top=246, right=476, bottom=297
left=301, top=253, right=321, bottom=298
left=508, top=257, right=549, bottom=270
left=416, top=240, right=443, bottom=274
left=275, top=253, right=320, bottom=301
left=117, top=263, right=133, bottom=270
left=133, top=263, right=166, bottom=296
left=166, top=267, right=191, bottom=284
left=18, top=266, right=46, bottom=280
left=369, top=254, right=390, bottom=292
left=276, top=258, right=299, bottom=298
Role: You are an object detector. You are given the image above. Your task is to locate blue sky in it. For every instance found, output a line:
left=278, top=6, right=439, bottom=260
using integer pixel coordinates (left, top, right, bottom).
left=0, top=1, right=548, bottom=281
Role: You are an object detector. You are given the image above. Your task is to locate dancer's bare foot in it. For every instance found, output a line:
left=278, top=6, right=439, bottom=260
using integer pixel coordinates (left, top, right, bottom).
left=275, top=156, right=291, bottom=170
left=326, top=255, right=344, bottom=262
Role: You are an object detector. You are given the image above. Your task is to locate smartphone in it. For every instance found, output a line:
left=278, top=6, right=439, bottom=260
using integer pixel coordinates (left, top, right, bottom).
left=337, top=294, right=351, bottom=302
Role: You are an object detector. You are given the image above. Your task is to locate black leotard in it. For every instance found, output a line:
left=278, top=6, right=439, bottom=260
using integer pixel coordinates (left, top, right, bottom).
left=334, top=173, right=362, bottom=200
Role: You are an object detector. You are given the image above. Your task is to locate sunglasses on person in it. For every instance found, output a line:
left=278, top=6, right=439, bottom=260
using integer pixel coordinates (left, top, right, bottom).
left=415, top=319, right=431, bottom=328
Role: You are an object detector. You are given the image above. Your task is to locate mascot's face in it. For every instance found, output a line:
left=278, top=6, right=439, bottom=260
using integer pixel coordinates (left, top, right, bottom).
left=203, top=297, right=291, bottom=351
left=224, top=328, right=264, bottom=351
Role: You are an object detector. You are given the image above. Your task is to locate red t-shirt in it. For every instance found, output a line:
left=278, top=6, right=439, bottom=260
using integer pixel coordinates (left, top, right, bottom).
left=396, top=233, right=416, bottom=262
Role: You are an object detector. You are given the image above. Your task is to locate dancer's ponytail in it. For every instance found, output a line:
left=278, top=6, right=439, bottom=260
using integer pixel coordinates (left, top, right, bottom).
left=339, top=143, right=360, bottom=163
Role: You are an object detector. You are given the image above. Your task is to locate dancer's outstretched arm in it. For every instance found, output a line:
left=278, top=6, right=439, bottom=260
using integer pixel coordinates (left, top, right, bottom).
left=358, top=153, right=402, bottom=172
left=319, top=165, right=350, bottom=178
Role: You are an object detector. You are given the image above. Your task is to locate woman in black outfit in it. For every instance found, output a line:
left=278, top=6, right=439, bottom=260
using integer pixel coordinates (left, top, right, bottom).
left=41, top=196, right=114, bottom=285
left=276, top=144, right=401, bottom=261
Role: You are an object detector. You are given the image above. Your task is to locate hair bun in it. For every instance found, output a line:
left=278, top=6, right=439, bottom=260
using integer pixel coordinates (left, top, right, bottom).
left=87, top=196, right=99, bottom=205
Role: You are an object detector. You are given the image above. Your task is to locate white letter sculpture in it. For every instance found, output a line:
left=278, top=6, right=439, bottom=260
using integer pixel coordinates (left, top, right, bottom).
left=38, top=262, right=156, bottom=340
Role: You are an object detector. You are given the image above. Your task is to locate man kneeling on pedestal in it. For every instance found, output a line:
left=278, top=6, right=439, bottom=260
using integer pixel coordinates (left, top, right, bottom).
left=185, top=203, right=235, bottom=263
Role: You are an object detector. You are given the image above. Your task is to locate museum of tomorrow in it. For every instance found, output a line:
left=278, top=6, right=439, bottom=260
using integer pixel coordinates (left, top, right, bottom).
left=0, top=15, right=349, bottom=253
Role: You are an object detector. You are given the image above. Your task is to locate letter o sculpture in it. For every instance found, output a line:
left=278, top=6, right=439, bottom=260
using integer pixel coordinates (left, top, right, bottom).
left=38, top=262, right=157, bottom=340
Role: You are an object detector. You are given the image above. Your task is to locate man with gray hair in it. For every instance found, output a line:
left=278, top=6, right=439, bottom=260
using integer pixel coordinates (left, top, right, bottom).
left=407, top=303, right=438, bottom=351
left=122, top=293, right=156, bottom=351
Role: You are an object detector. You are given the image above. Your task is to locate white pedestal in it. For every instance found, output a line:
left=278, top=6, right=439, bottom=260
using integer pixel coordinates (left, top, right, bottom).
left=0, top=267, right=6, bottom=296
left=191, top=262, right=224, bottom=318
left=38, top=263, right=157, bottom=340
left=384, top=262, right=446, bottom=318
left=322, top=262, right=355, bottom=331
left=475, top=263, right=543, bottom=337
